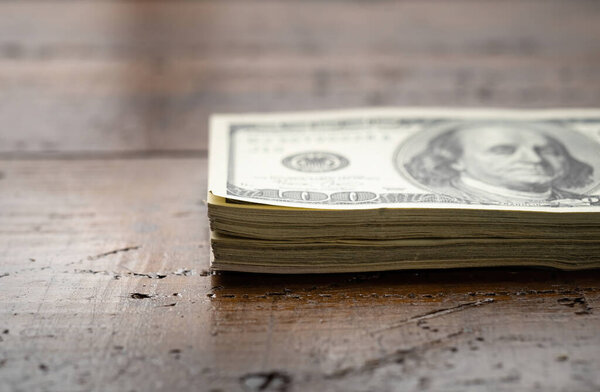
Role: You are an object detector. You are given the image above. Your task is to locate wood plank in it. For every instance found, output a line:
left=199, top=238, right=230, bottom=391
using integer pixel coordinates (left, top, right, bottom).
left=1, top=1, right=599, bottom=152
left=1, top=157, right=599, bottom=391
left=1, top=1, right=599, bottom=59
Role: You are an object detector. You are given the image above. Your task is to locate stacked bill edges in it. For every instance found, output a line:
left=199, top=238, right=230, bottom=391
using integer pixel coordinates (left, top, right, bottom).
left=208, top=193, right=600, bottom=273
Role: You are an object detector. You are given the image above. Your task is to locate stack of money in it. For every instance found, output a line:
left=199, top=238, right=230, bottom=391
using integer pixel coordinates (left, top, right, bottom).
left=208, top=109, right=600, bottom=273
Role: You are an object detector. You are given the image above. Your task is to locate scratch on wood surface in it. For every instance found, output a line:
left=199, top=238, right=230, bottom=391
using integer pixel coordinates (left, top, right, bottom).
left=262, top=306, right=275, bottom=370
left=35, top=274, right=56, bottom=314
left=87, top=246, right=140, bottom=261
left=373, top=298, right=495, bottom=334
left=327, top=330, right=465, bottom=379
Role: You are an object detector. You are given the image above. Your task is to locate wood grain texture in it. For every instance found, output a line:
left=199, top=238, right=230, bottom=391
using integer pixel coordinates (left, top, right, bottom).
left=1, top=0, right=599, bottom=152
left=1, top=158, right=599, bottom=391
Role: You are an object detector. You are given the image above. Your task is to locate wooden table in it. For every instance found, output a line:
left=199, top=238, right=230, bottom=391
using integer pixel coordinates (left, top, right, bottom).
left=1, top=2, right=599, bottom=391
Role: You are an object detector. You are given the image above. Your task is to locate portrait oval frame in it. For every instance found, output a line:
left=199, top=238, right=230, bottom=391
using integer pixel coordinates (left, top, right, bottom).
left=393, top=120, right=600, bottom=196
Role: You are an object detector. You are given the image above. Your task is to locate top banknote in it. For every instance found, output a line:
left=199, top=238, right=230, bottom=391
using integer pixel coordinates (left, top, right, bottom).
left=209, top=108, right=600, bottom=211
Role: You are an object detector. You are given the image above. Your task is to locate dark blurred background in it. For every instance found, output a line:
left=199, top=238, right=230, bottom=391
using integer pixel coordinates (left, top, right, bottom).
left=0, top=0, right=599, bottom=154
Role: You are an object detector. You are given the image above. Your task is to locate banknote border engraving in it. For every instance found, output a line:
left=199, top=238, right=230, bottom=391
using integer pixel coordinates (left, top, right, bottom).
left=226, top=183, right=465, bottom=205
left=226, top=118, right=600, bottom=207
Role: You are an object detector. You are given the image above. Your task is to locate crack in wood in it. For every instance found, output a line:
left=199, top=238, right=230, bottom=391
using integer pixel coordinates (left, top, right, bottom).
left=240, top=371, right=291, bottom=392
left=469, top=288, right=600, bottom=297
left=576, top=293, right=593, bottom=315
left=130, top=293, right=153, bottom=299
left=87, top=246, right=140, bottom=261
left=326, top=330, right=465, bottom=379
left=558, top=295, right=593, bottom=315
left=72, top=269, right=197, bottom=280
left=373, top=298, right=495, bottom=334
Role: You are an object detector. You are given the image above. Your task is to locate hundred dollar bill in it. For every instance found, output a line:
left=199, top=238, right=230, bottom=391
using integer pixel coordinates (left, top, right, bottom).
left=209, top=108, right=600, bottom=211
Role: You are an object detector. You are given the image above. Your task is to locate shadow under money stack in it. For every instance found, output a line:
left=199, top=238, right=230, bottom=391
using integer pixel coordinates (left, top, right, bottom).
left=208, top=109, right=600, bottom=273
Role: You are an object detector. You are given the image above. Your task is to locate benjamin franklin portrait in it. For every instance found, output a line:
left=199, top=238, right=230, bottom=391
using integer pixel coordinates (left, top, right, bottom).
left=401, top=121, right=598, bottom=204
